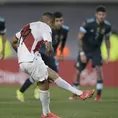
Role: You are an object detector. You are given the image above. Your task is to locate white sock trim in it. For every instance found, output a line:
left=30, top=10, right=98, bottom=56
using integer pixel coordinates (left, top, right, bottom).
left=96, top=83, right=103, bottom=90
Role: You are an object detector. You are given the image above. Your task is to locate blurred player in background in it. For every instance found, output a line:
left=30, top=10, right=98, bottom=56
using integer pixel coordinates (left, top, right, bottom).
left=16, top=12, right=69, bottom=101
left=11, top=12, right=94, bottom=118
left=101, top=30, right=118, bottom=62
left=0, top=17, right=6, bottom=59
left=69, top=5, right=111, bottom=101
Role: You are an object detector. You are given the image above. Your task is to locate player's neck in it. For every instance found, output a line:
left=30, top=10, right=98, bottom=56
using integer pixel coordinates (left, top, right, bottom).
left=96, top=19, right=100, bottom=24
left=96, top=19, right=104, bottom=25
left=54, top=26, right=61, bottom=31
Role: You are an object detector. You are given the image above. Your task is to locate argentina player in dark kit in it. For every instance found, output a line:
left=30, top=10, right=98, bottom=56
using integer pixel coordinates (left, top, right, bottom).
left=69, top=6, right=111, bottom=101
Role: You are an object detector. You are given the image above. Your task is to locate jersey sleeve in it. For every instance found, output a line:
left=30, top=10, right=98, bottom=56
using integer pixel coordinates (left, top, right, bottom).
left=42, top=24, right=52, bottom=42
left=79, top=18, right=95, bottom=34
left=79, top=21, right=89, bottom=34
left=15, top=31, right=21, bottom=39
left=0, top=18, right=6, bottom=35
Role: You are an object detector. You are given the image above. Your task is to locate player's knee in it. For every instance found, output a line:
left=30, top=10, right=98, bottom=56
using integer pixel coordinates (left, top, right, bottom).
left=38, top=79, right=49, bottom=90
left=47, top=67, right=59, bottom=80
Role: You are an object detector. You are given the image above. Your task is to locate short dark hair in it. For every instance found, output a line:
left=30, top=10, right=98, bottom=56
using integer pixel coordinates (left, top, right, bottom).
left=53, top=12, right=63, bottom=18
left=96, top=5, right=106, bottom=12
left=43, top=12, right=54, bottom=20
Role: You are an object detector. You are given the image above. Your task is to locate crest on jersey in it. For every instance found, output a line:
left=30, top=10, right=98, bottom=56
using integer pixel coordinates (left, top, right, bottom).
left=76, top=62, right=80, bottom=67
left=101, top=28, right=105, bottom=34
left=97, top=27, right=100, bottom=32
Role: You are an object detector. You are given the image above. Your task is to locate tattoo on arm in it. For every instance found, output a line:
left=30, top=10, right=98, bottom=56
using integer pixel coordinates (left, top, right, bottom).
left=45, top=42, right=54, bottom=56
left=78, top=38, right=83, bottom=53
left=78, top=32, right=84, bottom=53
left=45, top=42, right=53, bottom=50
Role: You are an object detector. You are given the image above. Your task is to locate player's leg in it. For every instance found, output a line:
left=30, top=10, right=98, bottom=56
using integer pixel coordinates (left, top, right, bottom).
left=35, top=55, right=60, bottom=118
left=47, top=55, right=59, bottom=82
left=20, top=54, right=60, bottom=118
left=47, top=67, right=95, bottom=100
left=34, top=53, right=49, bottom=100
left=69, top=54, right=88, bottom=100
left=95, top=66, right=103, bottom=101
left=16, top=78, right=34, bottom=102
left=34, top=54, right=58, bottom=100
left=92, top=50, right=103, bottom=101
left=38, top=80, right=60, bottom=118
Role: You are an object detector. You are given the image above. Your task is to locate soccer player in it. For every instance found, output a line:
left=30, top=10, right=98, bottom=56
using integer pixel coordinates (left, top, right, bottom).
left=16, top=12, right=69, bottom=101
left=52, top=12, right=69, bottom=61
left=0, top=17, right=6, bottom=59
left=69, top=5, right=111, bottom=101
left=11, top=12, right=94, bottom=118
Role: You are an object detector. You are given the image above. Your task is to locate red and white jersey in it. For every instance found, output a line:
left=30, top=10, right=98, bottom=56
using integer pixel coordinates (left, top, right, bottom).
left=15, top=21, right=52, bottom=63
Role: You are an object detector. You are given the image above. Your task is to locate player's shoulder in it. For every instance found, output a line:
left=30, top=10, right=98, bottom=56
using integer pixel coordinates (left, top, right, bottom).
left=31, top=21, right=49, bottom=27
left=62, top=25, right=69, bottom=31
left=104, top=20, right=111, bottom=26
left=32, top=21, right=51, bottom=30
left=0, top=17, right=5, bottom=23
left=86, top=18, right=95, bottom=24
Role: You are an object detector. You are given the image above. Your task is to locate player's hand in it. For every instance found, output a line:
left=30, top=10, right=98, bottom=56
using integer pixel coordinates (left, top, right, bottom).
left=0, top=50, right=5, bottom=60
left=80, top=52, right=87, bottom=63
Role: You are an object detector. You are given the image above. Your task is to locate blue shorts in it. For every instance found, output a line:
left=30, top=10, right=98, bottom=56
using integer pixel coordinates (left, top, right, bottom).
left=76, top=49, right=102, bottom=72
left=41, top=53, right=58, bottom=73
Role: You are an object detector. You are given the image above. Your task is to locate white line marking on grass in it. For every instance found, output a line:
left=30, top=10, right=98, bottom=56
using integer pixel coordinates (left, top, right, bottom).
left=0, top=99, right=118, bottom=104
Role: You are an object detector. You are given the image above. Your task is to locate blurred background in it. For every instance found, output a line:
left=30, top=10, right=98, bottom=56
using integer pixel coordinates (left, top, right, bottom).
left=0, top=0, right=118, bottom=86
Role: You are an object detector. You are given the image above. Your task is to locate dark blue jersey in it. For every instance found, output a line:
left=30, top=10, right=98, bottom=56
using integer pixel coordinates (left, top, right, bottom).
left=80, top=18, right=111, bottom=53
left=52, top=25, right=69, bottom=53
left=0, top=17, right=6, bottom=35
left=40, top=25, right=69, bottom=55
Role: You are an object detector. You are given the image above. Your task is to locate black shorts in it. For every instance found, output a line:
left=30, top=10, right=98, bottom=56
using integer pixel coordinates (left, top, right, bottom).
left=76, top=50, right=102, bottom=72
left=41, top=53, right=58, bottom=73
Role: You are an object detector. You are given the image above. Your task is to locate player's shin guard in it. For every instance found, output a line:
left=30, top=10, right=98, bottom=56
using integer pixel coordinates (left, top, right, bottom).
left=96, top=80, right=103, bottom=96
left=39, top=90, right=51, bottom=116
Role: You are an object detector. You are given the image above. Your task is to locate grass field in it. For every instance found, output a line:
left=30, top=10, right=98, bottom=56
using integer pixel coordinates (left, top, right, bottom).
left=0, top=85, right=118, bottom=118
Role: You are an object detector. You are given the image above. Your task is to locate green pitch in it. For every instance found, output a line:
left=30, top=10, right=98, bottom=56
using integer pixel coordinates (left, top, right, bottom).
left=0, top=85, right=118, bottom=118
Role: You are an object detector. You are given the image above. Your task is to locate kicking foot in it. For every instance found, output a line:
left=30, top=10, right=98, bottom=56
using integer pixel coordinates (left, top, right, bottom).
left=79, top=89, right=95, bottom=100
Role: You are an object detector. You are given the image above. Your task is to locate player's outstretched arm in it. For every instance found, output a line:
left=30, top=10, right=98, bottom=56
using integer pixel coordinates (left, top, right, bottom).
left=10, top=36, right=18, bottom=52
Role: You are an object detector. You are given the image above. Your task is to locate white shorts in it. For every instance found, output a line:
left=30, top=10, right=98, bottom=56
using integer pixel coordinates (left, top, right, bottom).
left=19, top=53, right=48, bottom=82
